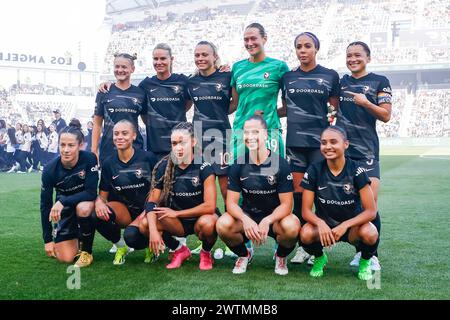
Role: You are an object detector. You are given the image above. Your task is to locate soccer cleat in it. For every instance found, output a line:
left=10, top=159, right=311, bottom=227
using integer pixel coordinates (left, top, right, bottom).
left=310, top=253, right=328, bottom=278
left=74, top=251, right=93, bottom=268
left=274, top=254, right=288, bottom=276
left=370, top=256, right=381, bottom=271
left=350, top=252, right=381, bottom=271
left=144, top=247, right=156, bottom=263
left=113, top=246, right=129, bottom=265
left=232, top=251, right=251, bottom=274
left=190, top=241, right=203, bottom=255
left=166, top=245, right=191, bottom=269
left=291, top=246, right=311, bottom=264
left=199, top=249, right=214, bottom=270
left=224, top=246, right=238, bottom=258
left=109, top=244, right=118, bottom=253
left=358, top=258, right=374, bottom=280
left=350, top=251, right=361, bottom=267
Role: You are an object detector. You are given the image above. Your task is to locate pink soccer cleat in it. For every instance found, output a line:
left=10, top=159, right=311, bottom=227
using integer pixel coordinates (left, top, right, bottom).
left=166, top=245, right=191, bottom=269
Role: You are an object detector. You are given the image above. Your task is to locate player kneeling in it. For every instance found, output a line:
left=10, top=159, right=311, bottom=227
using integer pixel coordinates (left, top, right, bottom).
left=40, top=120, right=98, bottom=267
left=124, top=122, right=218, bottom=270
left=216, top=116, right=300, bottom=275
left=301, top=126, right=378, bottom=280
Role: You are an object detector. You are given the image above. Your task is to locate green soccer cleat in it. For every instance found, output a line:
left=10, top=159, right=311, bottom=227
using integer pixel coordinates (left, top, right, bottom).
left=113, top=246, right=129, bottom=265
left=310, top=253, right=328, bottom=278
left=144, top=247, right=159, bottom=263
left=358, top=258, right=374, bottom=281
left=190, top=241, right=203, bottom=255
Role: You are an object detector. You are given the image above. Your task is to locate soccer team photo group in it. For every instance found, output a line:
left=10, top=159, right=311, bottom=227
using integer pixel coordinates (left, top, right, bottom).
left=0, top=0, right=449, bottom=303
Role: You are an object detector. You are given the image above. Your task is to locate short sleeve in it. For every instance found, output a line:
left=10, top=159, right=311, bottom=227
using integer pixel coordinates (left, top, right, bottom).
left=153, top=160, right=167, bottom=190
left=94, top=92, right=104, bottom=117
left=230, top=65, right=237, bottom=88
left=354, top=166, right=371, bottom=191
left=279, top=61, right=290, bottom=76
left=199, top=162, right=215, bottom=182
left=99, top=160, right=112, bottom=192
left=301, top=165, right=318, bottom=191
left=227, top=163, right=241, bottom=192
left=377, top=76, right=392, bottom=105
left=276, top=159, right=294, bottom=193
left=329, top=70, right=340, bottom=97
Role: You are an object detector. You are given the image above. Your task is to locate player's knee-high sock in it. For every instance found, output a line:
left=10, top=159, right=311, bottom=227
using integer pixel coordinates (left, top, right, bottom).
left=276, top=243, right=296, bottom=258
left=162, top=231, right=180, bottom=251
left=228, top=241, right=248, bottom=257
left=293, top=192, right=302, bottom=219
left=303, top=241, right=323, bottom=258
left=123, top=226, right=148, bottom=250
left=77, top=215, right=95, bottom=254
left=93, top=210, right=121, bottom=244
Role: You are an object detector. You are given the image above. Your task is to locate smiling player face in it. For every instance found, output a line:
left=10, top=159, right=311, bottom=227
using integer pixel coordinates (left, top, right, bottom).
left=194, top=44, right=216, bottom=73
left=243, top=119, right=267, bottom=151
left=346, top=44, right=370, bottom=74
left=113, top=57, right=135, bottom=83
left=153, top=49, right=172, bottom=75
left=244, top=28, right=266, bottom=58
left=320, top=129, right=349, bottom=160
left=113, top=122, right=136, bottom=151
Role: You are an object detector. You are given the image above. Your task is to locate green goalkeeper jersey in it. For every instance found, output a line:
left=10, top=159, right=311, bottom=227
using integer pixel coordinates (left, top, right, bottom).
left=231, top=57, right=289, bottom=130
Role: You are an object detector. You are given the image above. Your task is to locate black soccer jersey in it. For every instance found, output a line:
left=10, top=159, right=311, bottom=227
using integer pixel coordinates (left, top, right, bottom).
left=336, top=73, right=392, bottom=161
left=153, top=160, right=215, bottom=217
left=40, top=151, right=99, bottom=243
left=282, top=65, right=340, bottom=148
left=99, top=149, right=158, bottom=215
left=301, top=158, right=371, bottom=228
left=139, top=74, right=190, bottom=154
left=187, top=70, right=232, bottom=149
left=228, top=152, right=294, bottom=221
left=94, top=84, right=147, bottom=163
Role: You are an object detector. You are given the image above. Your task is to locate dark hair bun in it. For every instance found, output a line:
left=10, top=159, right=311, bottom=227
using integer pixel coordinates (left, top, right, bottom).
left=69, top=118, right=82, bottom=129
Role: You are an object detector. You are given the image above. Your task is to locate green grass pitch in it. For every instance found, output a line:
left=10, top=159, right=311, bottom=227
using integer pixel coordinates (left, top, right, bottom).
left=0, top=153, right=449, bottom=299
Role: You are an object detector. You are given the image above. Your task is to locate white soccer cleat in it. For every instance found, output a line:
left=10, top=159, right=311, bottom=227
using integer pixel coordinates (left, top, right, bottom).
left=232, top=255, right=250, bottom=274
left=370, top=256, right=382, bottom=271
left=274, top=254, right=288, bottom=276
left=350, top=252, right=361, bottom=267
left=290, top=246, right=311, bottom=264
left=109, top=244, right=118, bottom=253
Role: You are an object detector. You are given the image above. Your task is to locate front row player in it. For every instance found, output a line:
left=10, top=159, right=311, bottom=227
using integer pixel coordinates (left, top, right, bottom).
left=300, top=126, right=378, bottom=280
left=94, top=120, right=157, bottom=266
left=40, top=120, right=98, bottom=267
left=124, top=122, right=218, bottom=270
left=216, top=116, right=300, bottom=275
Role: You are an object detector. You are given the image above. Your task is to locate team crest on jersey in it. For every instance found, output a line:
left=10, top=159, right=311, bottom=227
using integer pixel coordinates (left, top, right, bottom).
left=172, top=85, right=181, bottom=94
left=215, top=83, right=224, bottom=92
left=191, top=176, right=200, bottom=187
left=135, top=169, right=143, bottom=179
left=363, top=86, right=370, bottom=93
left=267, top=175, right=276, bottom=185
left=343, top=183, right=354, bottom=195
left=263, top=72, right=270, bottom=80
left=78, top=170, right=86, bottom=180
left=287, top=173, right=293, bottom=181
left=316, top=78, right=324, bottom=85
